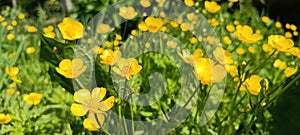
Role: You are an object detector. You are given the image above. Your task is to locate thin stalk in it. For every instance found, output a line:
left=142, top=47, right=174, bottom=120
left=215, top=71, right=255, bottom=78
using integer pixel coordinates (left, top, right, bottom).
left=249, top=50, right=276, bottom=75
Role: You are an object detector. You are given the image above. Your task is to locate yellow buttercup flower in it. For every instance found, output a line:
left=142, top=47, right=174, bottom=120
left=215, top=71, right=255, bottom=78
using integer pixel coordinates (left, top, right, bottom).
left=190, top=37, right=197, bottom=44
left=167, top=41, right=178, bottom=48
left=236, top=48, right=245, bottom=55
left=262, top=43, right=274, bottom=53
left=97, top=24, right=111, bottom=34
left=288, top=47, right=300, bottom=57
left=18, top=13, right=25, bottom=20
left=204, top=1, right=221, bottom=13
left=43, top=26, right=54, bottom=33
left=226, top=24, right=235, bottom=32
left=184, top=0, right=195, bottom=7
left=145, top=16, right=163, bottom=32
left=26, top=47, right=35, bottom=54
left=273, top=59, right=287, bottom=69
left=58, top=17, right=84, bottom=40
left=0, top=15, right=4, bottom=22
left=44, top=32, right=56, bottom=38
left=100, top=50, right=121, bottom=65
left=27, top=26, right=37, bottom=33
left=7, top=33, right=15, bottom=40
left=268, top=35, right=294, bottom=51
left=285, top=32, right=292, bottom=38
left=113, top=58, right=143, bottom=80
left=131, top=30, right=138, bottom=36
left=234, top=25, right=263, bottom=44
left=248, top=46, right=256, bottom=53
left=284, top=67, right=297, bottom=77
left=0, top=114, right=12, bottom=124
left=23, top=92, right=43, bottom=105
left=140, top=0, right=151, bottom=7
left=2, top=21, right=8, bottom=26
left=208, top=18, right=219, bottom=27
left=7, top=25, right=13, bottom=30
left=275, top=21, right=282, bottom=28
left=261, top=16, right=270, bottom=23
left=56, top=59, right=87, bottom=78
left=223, top=36, right=232, bottom=45
left=119, top=6, right=137, bottom=20
left=170, top=21, right=179, bottom=28
left=290, top=24, right=297, bottom=31
left=5, top=66, right=22, bottom=83
left=194, top=58, right=226, bottom=85
left=70, top=87, right=114, bottom=130
left=138, top=21, right=148, bottom=31
left=245, top=75, right=263, bottom=95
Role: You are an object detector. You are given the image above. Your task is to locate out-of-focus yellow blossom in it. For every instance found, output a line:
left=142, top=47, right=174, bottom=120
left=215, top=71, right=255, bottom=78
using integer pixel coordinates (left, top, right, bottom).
left=284, top=67, right=297, bottom=77
left=11, top=20, right=17, bottom=26
left=27, top=26, right=37, bottom=33
left=268, top=35, right=294, bottom=51
left=97, top=24, right=111, bottom=34
left=92, top=46, right=104, bottom=54
left=119, top=6, right=137, bottom=20
left=7, top=25, right=13, bottom=31
left=113, top=58, right=143, bottom=80
left=226, top=24, right=235, bottom=32
left=285, top=32, right=293, bottom=38
left=115, top=34, right=122, bottom=40
left=228, top=0, right=238, bottom=2
left=161, top=26, right=167, bottom=32
left=56, top=59, right=87, bottom=78
left=100, top=50, right=121, bottom=65
left=2, top=21, right=8, bottom=26
left=194, top=58, right=226, bottom=85
left=5, top=66, right=22, bottom=83
left=236, top=48, right=246, bottom=55
left=71, top=87, right=114, bottom=130
left=261, top=16, right=270, bottom=23
left=234, top=25, right=263, bottom=44
left=43, top=26, right=54, bottom=33
left=248, top=46, right=256, bottom=53
left=184, top=0, right=195, bottom=7
left=140, top=0, right=151, bottom=7
left=145, top=16, right=163, bottom=32
left=138, top=21, right=148, bottom=31
left=26, top=47, right=35, bottom=54
left=208, top=18, right=219, bottom=27
left=233, top=20, right=240, bottom=25
left=290, top=24, right=297, bottom=31
left=180, top=23, right=194, bottom=31
left=156, top=0, right=166, bottom=7
left=44, top=32, right=56, bottom=38
left=293, top=31, right=298, bottom=36
left=288, top=47, right=300, bottom=57
left=145, top=42, right=151, bottom=48
left=0, top=15, right=4, bottom=22
left=223, top=36, right=232, bottom=45
left=8, top=52, right=15, bottom=58
left=204, top=1, right=221, bottom=13
left=6, top=88, right=15, bottom=95
left=190, top=37, right=197, bottom=44
left=213, top=47, right=233, bottom=65
left=285, top=23, right=291, bottom=29
left=7, top=33, right=15, bottom=40
left=275, top=21, right=282, bottom=28
left=58, top=17, right=83, bottom=40
left=170, top=21, right=179, bottom=28
left=103, top=41, right=111, bottom=48
left=273, top=59, right=287, bottom=69
left=187, top=13, right=197, bottom=22
left=18, top=13, right=25, bottom=19
left=262, top=43, right=274, bottom=53
left=167, top=41, right=177, bottom=48
left=113, top=40, right=120, bottom=46
left=226, top=65, right=238, bottom=76
left=245, top=75, right=264, bottom=95
left=131, top=30, right=138, bottom=36
left=23, top=92, right=43, bottom=105
left=0, top=114, right=12, bottom=124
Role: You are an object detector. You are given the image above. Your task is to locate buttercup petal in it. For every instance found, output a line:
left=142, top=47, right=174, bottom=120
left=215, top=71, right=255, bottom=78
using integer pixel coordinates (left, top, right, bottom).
left=83, top=118, right=99, bottom=131
left=91, top=87, right=106, bottom=101
left=74, top=89, right=91, bottom=103
left=59, top=59, right=72, bottom=71
left=70, top=103, right=88, bottom=116
left=98, top=96, right=114, bottom=112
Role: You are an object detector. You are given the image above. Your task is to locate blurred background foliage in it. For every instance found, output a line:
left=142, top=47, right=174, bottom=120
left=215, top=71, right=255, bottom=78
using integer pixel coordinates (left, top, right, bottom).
left=1, top=0, right=299, bottom=134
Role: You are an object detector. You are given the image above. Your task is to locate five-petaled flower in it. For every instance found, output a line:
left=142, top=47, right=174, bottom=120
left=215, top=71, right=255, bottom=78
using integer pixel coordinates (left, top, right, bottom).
left=268, top=35, right=294, bottom=51
left=23, top=92, right=43, bottom=105
left=119, top=6, right=137, bottom=20
left=0, top=113, right=12, bottom=124
left=204, top=1, right=221, bottom=13
left=58, top=17, right=84, bottom=40
left=113, top=58, right=143, bottom=80
left=56, top=59, right=87, bottom=79
left=70, top=87, right=114, bottom=131
left=234, top=25, right=263, bottom=44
